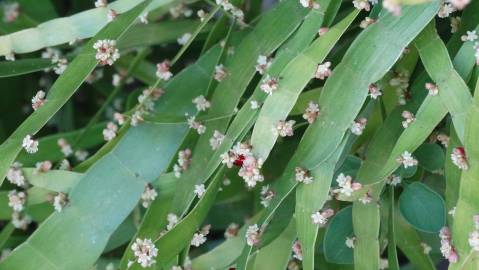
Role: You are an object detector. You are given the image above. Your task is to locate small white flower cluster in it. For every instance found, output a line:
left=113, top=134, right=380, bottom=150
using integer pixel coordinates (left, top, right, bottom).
left=53, top=192, right=68, bottom=212
left=311, top=208, right=334, bottom=226
left=177, top=33, right=192, bottom=45
left=350, top=118, right=367, bottom=136
left=292, top=240, right=303, bottom=261
left=191, top=224, right=210, bottom=247
left=315, top=62, right=332, bottom=80
left=139, top=12, right=148, bottom=24
left=42, top=48, right=68, bottom=75
left=358, top=192, right=373, bottom=204
left=141, top=184, right=158, bottom=208
left=11, top=211, right=31, bottom=230
left=332, top=173, right=362, bottom=197
left=468, top=215, right=479, bottom=251
left=194, top=184, right=206, bottom=198
left=368, top=84, right=382, bottom=99
left=360, top=17, right=376, bottom=29
left=397, top=151, right=418, bottom=168
left=260, top=185, right=275, bottom=207
left=5, top=52, right=15, bottom=61
left=299, top=0, right=320, bottom=9
left=93, top=39, right=120, bottom=66
left=383, top=0, right=401, bottom=16
left=107, top=9, right=117, bottom=22
left=197, top=9, right=207, bottom=21
left=461, top=30, right=478, bottom=42
left=386, top=174, right=402, bottom=186
left=451, top=147, right=469, bottom=170
left=214, top=64, right=228, bottom=82
left=59, top=159, right=71, bottom=171
left=224, top=223, right=239, bottom=238
left=449, top=206, right=456, bottom=217
left=7, top=162, right=26, bottom=187
left=169, top=3, right=192, bottom=19
left=173, top=149, right=192, bottom=178
left=22, top=135, right=39, bottom=154
left=255, top=55, right=272, bottom=75
left=8, top=190, right=26, bottom=212
left=187, top=116, right=206, bottom=135
left=166, top=213, right=179, bottom=230
left=103, top=122, right=118, bottom=141
left=425, top=82, right=439, bottom=96
left=353, top=0, right=370, bottom=11
left=318, top=27, right=329, bottom=36
left=401, top=110, right=415, bottom=128
left=250, top=100, right=261, bottom=110
left=215, top=0, right=244, bottom=21
left=439, top=227, right=458, bottom=263
left=345, top=236, right=356, bottom=248
left=131, top=238, right=158, bottom=268
left=389, top=71, right=410, bottom=105
left=260, top=75, right=279, bottom=95
left=209, top=130, right=225, bottom=150
left=274, top=120, right=295, bottom=137
left=303, top=101, right=320, bottom=124
left=437, top=134, right=449, bottom=147
left=57, top=138, right=73, bottom=157
left=438, top=1, right=456, bottom=18
left=245, top=224, right=261, bottom=246
left=192, top=95, right=211, bottom=112
left=132, top=87, right=165, bottom=126
left=295, top=167, right=313, bottom=184
left=420, top=242, right=432, bottom=254
left=35, top=160, right=52, bottom=174
left=94, top=0, right=108, bottom=8
left=221, top=142, right=264, bottom=187
left=3, top=2, right=19, bottom=23
left=156, top=60, right=173, bottom=81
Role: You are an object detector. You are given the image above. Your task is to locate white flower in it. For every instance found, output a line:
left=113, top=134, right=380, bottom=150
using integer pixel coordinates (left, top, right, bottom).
left=245, top=224, right=260, bottom=246
left=194, top=184, right=206, bottom=198
left=420, top=242, right=432, bottom=254
left=103, top=122, right=118, bottom=141
left=166, top=213, right=179, bottom=230
left=255, top=55, right=272, bottom=75
left=353, top=0, right=370, bottom=11
left=94, top=0, right=108, bottom=8
left=57, top=138, right=73, bottom=157
left=209, top=130, right=225, bottom=150
left=448, top=207, right=456, bottom=217
left=360, top=17, right=376, bottom=29
left=141, top=185, right=158, bottom=208
left=192, top=95, right=211, bottom=112
left=451, top=0, right=470, bottom=10
left=295, top=167, right=313, bottom=184
left=35, top=160, right=52, bottom=174
left=75, top=150, right=89, bottom=161
left=274, top=120, right=295, bottom=137
left=22, top=135, right=39, bottom=154
left=53, top=58, right=68, bottom=74
left=191, top=233, right=207, bottom=247
left=469, top=231, right=479, bottom=251
left=383, top=0, right=401, bottom=16
left=222, top=142, right=264, bottom=187
left=214, top=64, right=228, bottom=82
left=368, top=84, right=382, bottom=99
left=292, top=240, right=303, bottom=261
left=8, top=190, right=26, bottom=212
left=437, top=134, right=449, bottom=147
left=156, top=60, right=173, bottom=81
left=333, top=173, right=362, bottom=197
left=31, top=90, right=47, bottom=111
left=177, top=33, right=192, bottom=45
left=311, top=209, right=334, bottom=226
left=250, top=100, right=261, bottom=110
left=131, top=110, right=145, bottom=126
left=462, top=30, right=478, bottom=42
left=439, top=227, right=458, bottom=263
left=379, top=258, right=389, bottom=270
left=197, top=9, right=207, bottom=21
left=173, top=148, right=192, bottom=178
left=131, top=238, right=158, bottom=268
left=350, top=118, right=367, bottom=136
left=451, top=147, right=469, bottom=170
left=224, top=223, right=239, bottom=238
left=59, top=159, right=71, bottom=171
left=318, top=27, right=329, bottom=36
left=260, top=185, right=275, bottom=207
left=315, top=62, right=332, bottom=80
left=425, top=82, right=439, bottom=96
left=107, top=9, right=117, bottom=22
left=260, top=75, right=279, bottom=95
left=53, top=192, right=68, bottom=212
left=438, top=3, right=456, bottom=18
left=299, top=0, right=320, bottom=9
left=93, top=39, right=120, bottom=66
left=345, top=237, right=355, bottom=248
left=11, top=212, right=31, bottom=230
left=387, top=174, right=402, bottom=186
left=187, top=116, right=206, bottom=135
left=303, top=101, right=320, bottom=124
left=3, top=2, right=20, bottom=23
left=5, top=53, right=15, bottom=61
left=6, top=162, right=26, bottom=187
left=401, top=110, right=416, bottom=128
left=139, top=12, right=148, bottom=24
left=358, top=192, right=373, bottom=204
left=397, top=151, right=418, bottom=168
left=114, top=112, right=126, bottom=125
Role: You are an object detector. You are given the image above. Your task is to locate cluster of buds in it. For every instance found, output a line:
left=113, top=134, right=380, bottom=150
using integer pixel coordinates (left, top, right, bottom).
left=209, top=130, right=225, bottom=150
left=214, top=64, right=228, bottom=82
left=166, top=213, right=179, bottom=230
left=52, top=192, right=69, bottom=212
left=103, top=122, right=118, bottom=141
left=302, top=101, right=320, bottom=124
left=383, top=0, right=401, bottom=16
left=397, top=151, right=418, bottom=168
left=260, top=185, right=275, bottom=207
left=224, top=223, right=239, bottom=238
left=194, top=184, right=206, bottom=198
left=274, top=120, right=295, bottom=137
left=295, top=167, right=313, bottom=184
left=106, top=8, right=117, bottom=22
left=332, top=173, right=362, bottom=197
left=245, top=224, right=261, bottom=246
left=22, top=135, right=39, bottom=154
left=436, top=134, right=449, bottom=147
left=353, top=0, right=370, bottom=11
left=94, top=0, right=108, bottom=8
left=299, top=0, right=320, bottom=9
left=187, top=116, right=206, bottom=134
left=131, top=238, right=158, bottom=268
left=368, top=84, right=382, bottom=99
left=255, top=55, right=273, bottom=75
left=401, top=110, right=416, bottom=128
left=315, top=62, right=332, bottom=80
left=131, top=87, right=165, bottom=127
left=35, top=161, right=52, bottom=174
left=451, top=147, right=469, bottom=170
left=389, top=71, right=410, bottom=105
left=438, top=2, right=455, bottom=18
left=292, top=240, right=303, bottom=261
left=468, top=215, right=479, bottom=251
left=311, top=208, right=334, bottom=226
left=3, top=2, right=20, bottom=23
left=8, top=190, right=31, bottom=230
left=345, top=236, right=356, bottom=248
left=169, top=3, right=193, bottom=19
left=57, top=138, right=73, bottom=157
left=177, top=32, right=192, bottom=45
left=41, top=48, right=68, bottom=74
left=360, top=17, right=376, bottom=29
left=421, top=242, right=432, bottom=254
left=386, top=174, right=402, bottom=186
left=192, top=95, right=211, bottom=112
left=350, top=118, right=367, bottom=136
left=221, top=142, right=264, bottom=187
left=425, top=82, right=439, bottom=96
left=173, top=149, right=192, bottom=178
left=141, top=184, right=158, bottom=208
left=215, top=0, right=244, bottom=21
left=260, top=75, right=279, bottom=95
left=191, top=224, right=211, bottom=247
left=6, top=162, right=26, bottom=187
left=439, top=227, right=458, bottom=263
left=156, top=60, right=173, bottom=81
left=93, top=39, right=120, bottom=66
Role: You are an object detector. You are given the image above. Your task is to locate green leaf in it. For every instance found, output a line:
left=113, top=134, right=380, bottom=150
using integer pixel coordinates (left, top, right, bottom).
left=0, top=58, right=53, bottom=78
left=387, top=187, right=400, bottom=270
left=323, top=206, right=354, bottom=264
left=399, top=182, right=446, bottom=233
left=414, top=143, right=445, bottom=172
